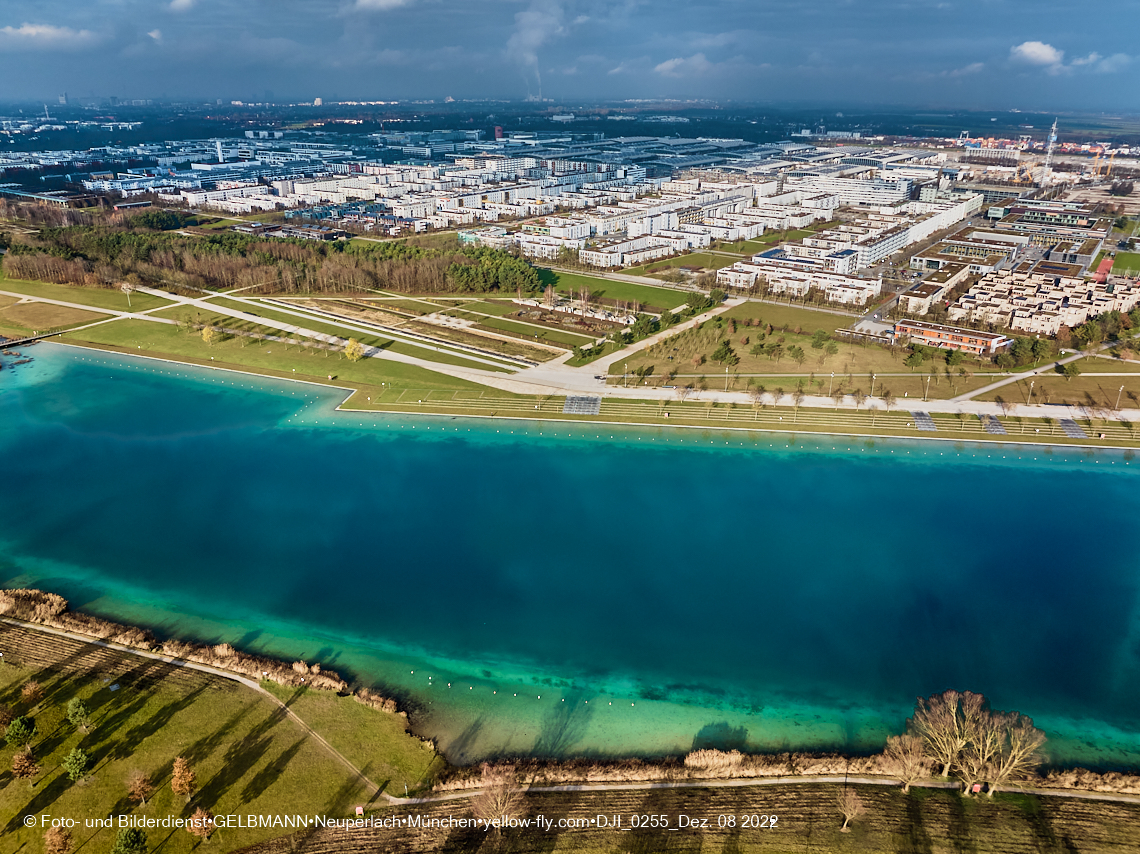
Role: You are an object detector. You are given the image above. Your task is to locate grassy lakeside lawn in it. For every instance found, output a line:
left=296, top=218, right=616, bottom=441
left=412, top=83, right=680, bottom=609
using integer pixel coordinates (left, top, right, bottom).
left=148, top=303, right=513, bottom=373
left=0, top=301, right=108, bottom=331
left=345, top=390, right=1140, bottom=447
left=974, top=371, right=1140, bottom=415
left=538, top=269, right=689, bottom=312
left=260, top=684, right=443, bottom=795
left=0, top=627, right=375, bottom=853
left=49, top=328, right=1140, bottom=446
left=59, top=320, right=502, bottom=398
left=0, top=274, right=172, bottom=312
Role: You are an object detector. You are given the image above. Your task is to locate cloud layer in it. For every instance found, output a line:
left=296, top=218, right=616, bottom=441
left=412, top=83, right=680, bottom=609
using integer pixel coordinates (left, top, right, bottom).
left=0, top=1, right=1133, bottom=109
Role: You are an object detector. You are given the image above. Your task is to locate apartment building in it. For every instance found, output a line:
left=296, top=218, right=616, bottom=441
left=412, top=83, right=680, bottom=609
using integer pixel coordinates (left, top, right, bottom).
left=946, top=271, right=1140, bottom=336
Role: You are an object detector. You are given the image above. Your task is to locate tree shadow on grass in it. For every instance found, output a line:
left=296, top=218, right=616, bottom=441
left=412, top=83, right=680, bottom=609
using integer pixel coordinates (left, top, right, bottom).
left=196, top=733, right=273, bottom=810
left=104, top=684, right=208, bottom=762
left=2, top=771, right=74, bottom=835
left=239, top=736, right=306, bottom=806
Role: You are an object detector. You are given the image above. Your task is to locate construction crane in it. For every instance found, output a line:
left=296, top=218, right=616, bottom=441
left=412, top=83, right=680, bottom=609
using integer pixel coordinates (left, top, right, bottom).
left=1106, top=150, right=1118, bottom=178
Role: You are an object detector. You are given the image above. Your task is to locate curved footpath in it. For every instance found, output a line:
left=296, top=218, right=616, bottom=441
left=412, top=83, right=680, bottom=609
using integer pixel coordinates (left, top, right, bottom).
left=3, top=617, right=1139, bottom=811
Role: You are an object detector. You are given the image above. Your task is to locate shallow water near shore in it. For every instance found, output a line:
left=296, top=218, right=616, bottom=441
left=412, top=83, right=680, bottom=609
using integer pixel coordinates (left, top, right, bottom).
left=3, top=343, right=1140, bottom=769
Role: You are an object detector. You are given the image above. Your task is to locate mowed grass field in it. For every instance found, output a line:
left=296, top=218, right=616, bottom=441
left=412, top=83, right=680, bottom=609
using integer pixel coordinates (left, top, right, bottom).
left=59, top=318, right=504, bottom=400
left=0, top=301, right=108, bottom=331
left=260, top=683, right=443, bottom=795
left=0, top=624, right=383, bottom=853
left=538, top=269, right=690, bottom=312
left=0, top=273, right=172, bottom=312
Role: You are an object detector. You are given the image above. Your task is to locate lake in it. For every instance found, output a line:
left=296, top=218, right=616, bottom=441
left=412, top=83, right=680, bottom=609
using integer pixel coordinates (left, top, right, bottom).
left=3, top=343, right=1140, bottom=769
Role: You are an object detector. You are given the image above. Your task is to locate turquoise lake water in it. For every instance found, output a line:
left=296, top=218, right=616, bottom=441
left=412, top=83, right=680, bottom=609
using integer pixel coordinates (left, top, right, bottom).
left=3, top=343, right=1140, bottom=769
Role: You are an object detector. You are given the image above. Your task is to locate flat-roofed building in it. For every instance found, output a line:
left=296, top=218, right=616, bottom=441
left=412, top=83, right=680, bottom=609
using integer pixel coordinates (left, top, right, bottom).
left=893, top=319, right=1012, bottom=355
left=946, top=270, right=1140, bottom=336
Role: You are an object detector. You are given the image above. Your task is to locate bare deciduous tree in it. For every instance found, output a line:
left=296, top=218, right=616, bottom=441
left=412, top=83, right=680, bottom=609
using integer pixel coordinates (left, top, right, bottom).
left=187, top=807, right=214, bottom=842
left=12, top=748, right=40, bottom=785
left=882, top=734, right=928, bottom=793
left=172, top=756, right=197, bottom=803
left=837, top=787, right=864, bottom=832
left=128, top=769, right=155, bottom=808
left=956, top=709, right=1005, bottom=796
left=471, top=764, right=524, bottom=826
left=986, top=714, right=1046, bottom=797
left=44, top=826, right=72, bottom=854
left=909, top=690, right=985, bottom=778
left=20, top=681, right=43, bottom=706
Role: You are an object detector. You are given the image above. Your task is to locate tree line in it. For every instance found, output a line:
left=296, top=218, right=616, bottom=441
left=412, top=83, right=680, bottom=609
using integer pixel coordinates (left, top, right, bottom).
left=1, top=208, right=541, bottom=296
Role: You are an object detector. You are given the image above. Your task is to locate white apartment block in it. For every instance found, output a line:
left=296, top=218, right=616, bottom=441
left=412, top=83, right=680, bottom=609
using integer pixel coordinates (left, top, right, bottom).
left=716, top=260, right=882, bottom=305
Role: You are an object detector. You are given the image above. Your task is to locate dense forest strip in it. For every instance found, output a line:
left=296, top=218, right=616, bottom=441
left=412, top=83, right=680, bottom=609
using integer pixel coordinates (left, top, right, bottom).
left=0, top=201, right=541, bottom=297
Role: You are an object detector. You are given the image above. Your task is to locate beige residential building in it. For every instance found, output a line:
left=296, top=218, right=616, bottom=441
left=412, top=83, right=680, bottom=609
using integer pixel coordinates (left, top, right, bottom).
left=947, top=271, right=1140, bottom=335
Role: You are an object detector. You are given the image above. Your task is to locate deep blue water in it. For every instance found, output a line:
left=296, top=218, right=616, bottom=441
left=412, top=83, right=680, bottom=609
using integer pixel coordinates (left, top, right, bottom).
left=3, top=344, right=1140, bottom=767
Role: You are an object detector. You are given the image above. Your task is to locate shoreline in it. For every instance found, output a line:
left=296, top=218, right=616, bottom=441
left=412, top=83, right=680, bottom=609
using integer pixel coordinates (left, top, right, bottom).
left=5, top=587, right=1140, bottom=803
left=30, top=338, right=1140, bottom=452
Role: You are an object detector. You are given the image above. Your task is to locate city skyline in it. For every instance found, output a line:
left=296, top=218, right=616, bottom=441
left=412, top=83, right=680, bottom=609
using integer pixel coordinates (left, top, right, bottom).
left=0, top=0, right=1137, bottom=110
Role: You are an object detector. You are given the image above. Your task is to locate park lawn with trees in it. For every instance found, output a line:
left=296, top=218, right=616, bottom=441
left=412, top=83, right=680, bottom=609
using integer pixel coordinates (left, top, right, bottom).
left=975, top=370, right=1140, bottom=416
left=0, top=641, right=377, bottom=853
left=615, top=310, right=1003, bottom=400
left=539, top=270, right=688, bottom=313
left=260, top=683, right=443, bottom=794
left=58, top=319, right=503, bottom=399
left=144, top=305, right=514, bottom=373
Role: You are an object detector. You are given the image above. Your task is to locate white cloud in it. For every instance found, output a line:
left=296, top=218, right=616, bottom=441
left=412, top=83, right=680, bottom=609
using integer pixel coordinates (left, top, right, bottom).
left=1095, top=53, right=1132, bottom=73
left=946, top=62, right=984, bottom=77
left=353, top=0, right=415, bottom=9
left=147, top=29, right=163, bottom=41
left=1010, top=40, right=1064, bottom=68
left=0, top=23, right=97, bottom=49
left=654, top=52, right=713, bottom=77
left=169, top=0, right=196, bottom=11
left=1010, top=41, right=1131, bottom=75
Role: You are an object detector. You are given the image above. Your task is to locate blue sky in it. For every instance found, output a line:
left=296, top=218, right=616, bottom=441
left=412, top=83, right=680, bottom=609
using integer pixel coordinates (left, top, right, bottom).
left=0, top=0, right=1137, bottom=109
